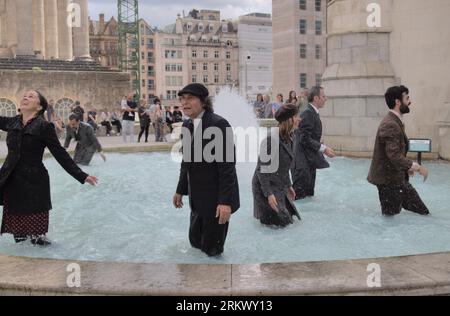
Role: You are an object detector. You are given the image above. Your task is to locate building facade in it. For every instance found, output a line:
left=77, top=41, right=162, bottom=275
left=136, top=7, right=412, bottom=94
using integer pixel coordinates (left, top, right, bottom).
left=238, top=13, right=273, bottom=99
left=89, top=14, right=119, bottom=70
left=138, top=19, right=156, bottom=100
left=272, top=0, right=327, bottom=97
left=0, top=0, right=91, bottom=60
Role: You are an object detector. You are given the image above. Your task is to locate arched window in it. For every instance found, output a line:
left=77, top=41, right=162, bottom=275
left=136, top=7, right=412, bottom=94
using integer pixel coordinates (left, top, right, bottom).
left=0, top=98, right=17, bottom=117
left=55, top=98, right=75, bottom=123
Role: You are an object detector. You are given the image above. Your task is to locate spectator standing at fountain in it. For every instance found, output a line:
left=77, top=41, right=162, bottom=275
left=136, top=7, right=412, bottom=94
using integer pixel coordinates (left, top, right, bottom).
left=173, top=83, right=240, bottom=257
left=110, top=110, right=122, bottom=136
left=165, top=105, right=174, bottom=133
left=298, top=88, right=309, bottom=113
left=286, top=91, right=299, bottom=109
left=46, top=99, right=55, bottom=123
left=64, top=114, right=106, bottom=166
left=253, top=94, right=265, bottom=118
left=272, top=94, right=284, bottom=117
left=291, top=86, right=336, bottom=200
left=100, top=110, right=113, bottom=136
left=154, top=103, right=165, bottom=142
left=368, top=86, right=429, bottom=216
left=138, top=99, right=151, bottom=143
left=0, top=91, right=98, bottom=246
left=121, top=93, right=138, bottom=143
left=72, top=101, right=85, bottom=122
left=263, top=95, right=273, bottom=118
left=253, top=104, right=301, bottom=227
left=172, top=106, right=183, bottom=123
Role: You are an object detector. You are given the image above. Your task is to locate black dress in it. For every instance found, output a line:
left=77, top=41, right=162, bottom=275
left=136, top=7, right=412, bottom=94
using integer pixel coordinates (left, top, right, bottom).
left=0, top=115, right=88, bottom=236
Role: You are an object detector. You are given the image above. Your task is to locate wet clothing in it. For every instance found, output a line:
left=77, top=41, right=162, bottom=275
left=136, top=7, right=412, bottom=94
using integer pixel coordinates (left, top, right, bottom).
left=176, top=110, right=240, bottom=256
left=64, top=122, right=102, bottom=166
left=291, top=104, right=329, bottom=199
left=368, top=112, right=429, bottom=215
left=252, top=135, right=300, bottom=227
left=0, top=115, right=87, bottom=236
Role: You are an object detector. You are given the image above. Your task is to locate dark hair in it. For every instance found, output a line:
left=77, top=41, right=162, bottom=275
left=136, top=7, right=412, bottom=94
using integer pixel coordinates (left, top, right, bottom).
left=385, top=85, right=409, bottom=109
left=202, top=96, right=214, bottom=113
left=34, top=90, right=48, bottom=116
left=256, top=94, right=263, bottom=102
left=277, top=94, right=284, bottom=102
left=75, top=101, right=80, bottom=106
left=69, top=114, right=80, bottom=121
left=153, top=98, right=161, bottom=104
left=308, top=86, right=323, bottom=103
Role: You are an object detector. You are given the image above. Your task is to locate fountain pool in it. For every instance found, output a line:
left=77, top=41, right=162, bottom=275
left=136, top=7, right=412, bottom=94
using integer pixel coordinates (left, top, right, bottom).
left=1, top=152, right=449, bottom=265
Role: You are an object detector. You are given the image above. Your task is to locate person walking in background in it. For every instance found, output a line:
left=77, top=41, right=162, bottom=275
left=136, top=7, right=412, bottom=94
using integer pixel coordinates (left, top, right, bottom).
left=72, top=101, right=85, bottom=122
left=298, top=88, right=309, bottom=114
left=263, top=95, right=273, bottom=119
left=46, top=99, right=55, bottom=123
left=138, top=99, right=151, bottom=143
left=165, top=105, right=174, bottom=133
left=121, top=93, right=138, bottom=143
left=253, top=104, right=301, bottom=227
left=172, top=106, right=183, bottom=123
left=0, top=91, right=98, bottom=246
left=154, top=102, right=165, bottom=142
left=87, top=107, right=98, bottom=132
left=291, top=86, right=336, bottom=200
left=367, top=85, right=429, bottom=216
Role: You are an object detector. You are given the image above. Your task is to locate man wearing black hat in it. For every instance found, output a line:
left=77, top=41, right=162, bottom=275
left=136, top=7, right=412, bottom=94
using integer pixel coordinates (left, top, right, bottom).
left=172, top=83, right=240, bottom=257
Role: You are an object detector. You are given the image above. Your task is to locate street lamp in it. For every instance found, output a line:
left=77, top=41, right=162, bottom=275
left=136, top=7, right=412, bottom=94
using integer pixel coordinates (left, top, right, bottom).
left=245, top=51, right=252, bottom=100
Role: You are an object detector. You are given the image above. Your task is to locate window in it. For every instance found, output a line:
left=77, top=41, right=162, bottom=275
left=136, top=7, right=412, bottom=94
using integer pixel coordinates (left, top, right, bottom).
left=192, top=63, right=197, bottom=71
left=203, top=63, right=208, bottom=71
left=214, top=75, right=219, bottom=83
left=198, top=23, right=204, bottom=32
left=299, top=19, right=306, bottom=35
left=316, top=20, right=322, bottom=35
left=209, top=24, right=214, bottom=32
left=141, top=52, right=145, bottom=60
left=226, top=51, right=231, bottom=59
left=165, top=64, right=171, bottom=72
left=214, top=63, right=219, bottom=71
left=54, top=98, right=74, bottom=123
left=316, top=45, right=322, bottom=59
left=142, top=79, right=146, bottom=88
left=0, top=98, right=17, bottom=117
left=222, top=24, right=228, bottom=33
left=316, top=74, right=322, bottom=86
left=299, top=0, right=307, bottom=10
left=315, top=0, right=322, bottom=12
left=171, top=64, right=177, bottom=72
left=192, top=75, right=197, bottom=83
left=214, top=51, right=219, bottom=58
left=226, top=74, right=232, bottom=82
left=226, top=63, right=231, bottom=71
left=177, top=64, right=183, bottom=72
left=192, top=50, right=197, bottom=58
left=187, top=23, right=192, bottom=30
left=300, top=73, right=307, bottom=88
left=203, top=75, right=208, bottom=84
left=203, top=50, right=208, bottom=58
left=300, top=44, right=307, bottom=59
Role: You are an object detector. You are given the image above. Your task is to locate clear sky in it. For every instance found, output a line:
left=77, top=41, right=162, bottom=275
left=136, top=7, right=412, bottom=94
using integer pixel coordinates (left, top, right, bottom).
left=89, top=0, right=272, bottom=28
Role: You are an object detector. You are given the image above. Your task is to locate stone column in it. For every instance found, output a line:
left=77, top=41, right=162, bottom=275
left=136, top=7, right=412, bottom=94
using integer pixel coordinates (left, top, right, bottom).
left=321, top=0, right=397, bottom=154
left=58, top=0, right=73, bottom=60
left=44, top=0, right=59, bottom=59
left=73, top=0, right=91, bottom=60
left=15, top=0, right=35, bottom=58
left=32, top=0, right=45, bottom=58
left=6, top=0, right=18, bottom=56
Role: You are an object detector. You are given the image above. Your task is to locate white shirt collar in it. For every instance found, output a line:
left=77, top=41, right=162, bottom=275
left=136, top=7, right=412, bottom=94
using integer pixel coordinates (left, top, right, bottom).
left=310, top=103, right=320, bottom=114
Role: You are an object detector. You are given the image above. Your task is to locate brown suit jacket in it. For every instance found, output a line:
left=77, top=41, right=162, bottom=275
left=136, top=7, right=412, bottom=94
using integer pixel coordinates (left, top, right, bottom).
left=367, top=111, right=413, bottom=186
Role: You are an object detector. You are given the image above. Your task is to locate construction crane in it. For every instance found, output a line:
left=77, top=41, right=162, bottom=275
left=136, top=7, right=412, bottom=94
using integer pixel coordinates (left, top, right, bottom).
left=118, top=0, right=140, bottom=100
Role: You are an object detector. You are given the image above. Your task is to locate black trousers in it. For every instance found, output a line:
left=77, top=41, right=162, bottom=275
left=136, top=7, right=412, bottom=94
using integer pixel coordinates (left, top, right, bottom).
left=101, top=121, right=112, bottom=135
left=111, top=120, right=122, bottom=133
left=138, top=124, right=150, bottom=142
left=189, top=212, right=229, bottom=257
left=292, top=167, right=316, bottom=200
left=376, top=182, right=429, bottom=216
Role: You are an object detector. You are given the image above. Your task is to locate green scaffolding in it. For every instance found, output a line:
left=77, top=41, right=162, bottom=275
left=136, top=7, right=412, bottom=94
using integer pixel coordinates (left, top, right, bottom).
left=118, top=0, right=140, bottom=100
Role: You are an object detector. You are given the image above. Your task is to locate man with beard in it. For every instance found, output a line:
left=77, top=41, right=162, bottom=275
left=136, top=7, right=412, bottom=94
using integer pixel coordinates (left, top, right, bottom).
left=368, top=85, right=430, bottom=216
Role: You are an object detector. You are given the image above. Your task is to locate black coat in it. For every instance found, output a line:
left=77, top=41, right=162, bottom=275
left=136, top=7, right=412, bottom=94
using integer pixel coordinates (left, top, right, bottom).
left=0, top=115, right=88, bottom=215
left=292, top=104, right=329, bottom=170
left=176, top=110, right=240, bottom=218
